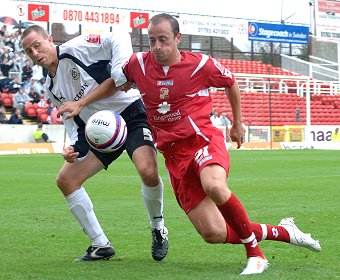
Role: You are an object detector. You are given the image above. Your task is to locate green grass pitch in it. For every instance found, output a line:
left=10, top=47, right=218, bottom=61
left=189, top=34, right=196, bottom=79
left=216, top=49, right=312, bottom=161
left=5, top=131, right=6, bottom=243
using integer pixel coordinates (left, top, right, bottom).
left=0, top=149, right=339, bottom=280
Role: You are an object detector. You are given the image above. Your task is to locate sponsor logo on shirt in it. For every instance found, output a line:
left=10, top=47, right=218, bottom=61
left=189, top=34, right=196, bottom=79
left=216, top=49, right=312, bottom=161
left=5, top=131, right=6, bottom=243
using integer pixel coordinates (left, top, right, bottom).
left=73, top=83, right=89, bottom=101
left=157, top=80, right=174, bottom=86
left=70, top=68, right=80, bottom=80
left=157, top=102, right=171, bottom=114
left=154, top=108, right=181, bottom=122
left=84, top=34, right=101, bottom=44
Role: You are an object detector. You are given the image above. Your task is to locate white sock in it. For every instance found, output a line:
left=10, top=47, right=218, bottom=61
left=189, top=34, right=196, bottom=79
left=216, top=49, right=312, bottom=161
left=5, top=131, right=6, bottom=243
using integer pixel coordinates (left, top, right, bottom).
left=141, top=177, right=165, bottom=230
left=65, top=187, right=109, bottom=246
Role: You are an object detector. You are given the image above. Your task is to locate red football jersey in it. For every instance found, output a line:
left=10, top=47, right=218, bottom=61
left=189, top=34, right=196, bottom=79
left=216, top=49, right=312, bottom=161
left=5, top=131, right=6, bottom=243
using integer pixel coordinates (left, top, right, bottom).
left=122, top=51, right=235, bottom=150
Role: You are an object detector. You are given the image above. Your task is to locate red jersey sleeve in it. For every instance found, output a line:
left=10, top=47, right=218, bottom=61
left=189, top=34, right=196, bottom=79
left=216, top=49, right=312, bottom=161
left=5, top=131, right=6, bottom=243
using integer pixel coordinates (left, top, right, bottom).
left=122, top=53, right=139, bottom=84
left=205, top=56, right=235, bottom=89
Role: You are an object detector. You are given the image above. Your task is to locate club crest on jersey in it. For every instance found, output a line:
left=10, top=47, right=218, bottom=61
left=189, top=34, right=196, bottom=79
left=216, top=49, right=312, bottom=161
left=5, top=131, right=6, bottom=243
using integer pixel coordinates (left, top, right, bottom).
left=70, top=68, right=80, bottom=80
left=157, top=80, right=174, bottom=86
left=84, top=34, right=101, bottom=44
left=160, top=87, right=169, bottom=100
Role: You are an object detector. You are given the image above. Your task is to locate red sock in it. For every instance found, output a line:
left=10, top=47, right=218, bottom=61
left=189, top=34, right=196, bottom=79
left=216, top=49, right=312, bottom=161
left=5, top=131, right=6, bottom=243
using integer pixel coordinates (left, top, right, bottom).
left=251, top=223, right=290, bottom=242
left=218, top=193, right=265, bottom=259
left=225, top=222, right=290, bottom=244
left=225, top=223, right=242, bottom=243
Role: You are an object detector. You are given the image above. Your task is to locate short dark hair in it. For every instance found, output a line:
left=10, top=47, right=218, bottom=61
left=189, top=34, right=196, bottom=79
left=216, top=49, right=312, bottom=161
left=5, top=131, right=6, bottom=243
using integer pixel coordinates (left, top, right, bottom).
left=21, top=25, right=48, bottom=41
left=148, top=13, right=180, bottom=37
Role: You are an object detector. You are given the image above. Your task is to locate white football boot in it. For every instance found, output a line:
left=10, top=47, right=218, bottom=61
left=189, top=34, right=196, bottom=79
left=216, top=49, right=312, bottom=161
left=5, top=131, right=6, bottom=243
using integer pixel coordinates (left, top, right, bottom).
left=240, top=257, right=269, bottom=275
left=279, top=217, right=321, bottom=252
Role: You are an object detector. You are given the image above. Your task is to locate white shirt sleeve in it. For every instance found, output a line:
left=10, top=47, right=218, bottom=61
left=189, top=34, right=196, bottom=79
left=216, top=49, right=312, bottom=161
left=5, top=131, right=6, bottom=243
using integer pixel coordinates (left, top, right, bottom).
left=107, top=28, right=132, bottom=87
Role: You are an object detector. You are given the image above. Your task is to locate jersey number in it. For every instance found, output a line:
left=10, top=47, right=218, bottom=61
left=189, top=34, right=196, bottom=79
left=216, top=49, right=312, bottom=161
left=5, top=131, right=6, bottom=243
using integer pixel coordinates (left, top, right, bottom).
left=143, top=128, right=153, bottom=142
left=195, top=146, right=209, bottom=164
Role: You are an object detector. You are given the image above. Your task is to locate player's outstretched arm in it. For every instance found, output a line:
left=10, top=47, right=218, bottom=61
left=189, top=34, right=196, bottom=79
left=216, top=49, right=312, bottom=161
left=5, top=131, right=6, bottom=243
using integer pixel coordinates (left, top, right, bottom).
left=226, top=82, right=245, bottom=149
left=58, top=78, right=120, bottom=120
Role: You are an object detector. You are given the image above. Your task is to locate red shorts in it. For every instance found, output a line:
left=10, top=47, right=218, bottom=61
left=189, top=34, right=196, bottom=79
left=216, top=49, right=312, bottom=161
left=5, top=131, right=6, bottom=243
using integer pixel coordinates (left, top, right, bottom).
left=162, top=129, right=230, bottom=214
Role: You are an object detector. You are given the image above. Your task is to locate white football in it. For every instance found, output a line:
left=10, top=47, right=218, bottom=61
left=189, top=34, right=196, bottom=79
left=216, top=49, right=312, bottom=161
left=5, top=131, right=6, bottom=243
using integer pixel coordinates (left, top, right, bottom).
left=85, top=110, right=127, bottom=153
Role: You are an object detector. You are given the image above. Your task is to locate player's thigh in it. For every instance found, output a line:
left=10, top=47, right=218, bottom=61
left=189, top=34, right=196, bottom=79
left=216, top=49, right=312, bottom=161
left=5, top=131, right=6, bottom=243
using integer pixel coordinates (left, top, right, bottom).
left=57, top=151, right=104, bottom=190
left=125, top=125, right=158, bottom=183
left=200, top=164, right=230, bottom=204
left=187, top=196, right=227, bottom=242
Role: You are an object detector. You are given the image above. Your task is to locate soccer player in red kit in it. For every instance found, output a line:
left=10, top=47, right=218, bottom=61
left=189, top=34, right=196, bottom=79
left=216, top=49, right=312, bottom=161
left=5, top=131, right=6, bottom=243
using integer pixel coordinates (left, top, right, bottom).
left=59, top=13, right=321, bottom=275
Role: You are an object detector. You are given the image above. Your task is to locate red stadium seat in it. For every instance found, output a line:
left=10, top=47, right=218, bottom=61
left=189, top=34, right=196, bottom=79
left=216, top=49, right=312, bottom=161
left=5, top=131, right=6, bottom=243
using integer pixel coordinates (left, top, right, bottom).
left=2, top=96, right=13, bottom=107
left=39, top=112, right=49, bottom=123
left=1, top=93, right=13, bottom=107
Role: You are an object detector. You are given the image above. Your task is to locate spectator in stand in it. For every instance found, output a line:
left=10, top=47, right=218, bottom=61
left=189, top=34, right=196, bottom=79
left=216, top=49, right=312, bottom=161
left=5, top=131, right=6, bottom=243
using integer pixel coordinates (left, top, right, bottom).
left=8, top=107, right=23, bottom=124
left=10, top=75, right=23, bottom=93
left=210, top=110, right=222, bottom=127
left=0, top=103, right=8, bottom=123
left=3, top=45, right=14, bottom=60
left=16, top=50, right=27, bottom=70
left=22, top=59, right=33, bottom=83
left=24, top=78, right=43, bottom=94
left=0, top=57, right=13, bottom=77
left=295, top=108, right=301, bottom=123
left=37, top=94, right=48, bottom=109
left=220, top=112, right=232, bottom=143
left=13, top=87, right=32, bottom=113
left=210, top=106, right=217, bottom=117
left=39, top=77, right=48, bottom=98
left=5, top=42, right=15, bottom=56
left=220, top=112, right=231, bottom=127
left=10, top=56, right=22, bottom=74
left=0, top=25, right=6, bottom=37
left=28, top=87, right=40, bottom=104
left=12, top=30, right=21, bottom=52
left=50, top=102, right=63, bottom=125
left=0, top=34, right=6, bottom=50
left=45, top=99, right=54, bottom=123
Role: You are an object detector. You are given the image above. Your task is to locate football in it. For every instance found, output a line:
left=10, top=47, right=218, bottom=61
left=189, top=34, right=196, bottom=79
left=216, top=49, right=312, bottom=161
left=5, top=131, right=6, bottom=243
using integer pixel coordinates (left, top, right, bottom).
left=85, top=110, right=127, bottom=153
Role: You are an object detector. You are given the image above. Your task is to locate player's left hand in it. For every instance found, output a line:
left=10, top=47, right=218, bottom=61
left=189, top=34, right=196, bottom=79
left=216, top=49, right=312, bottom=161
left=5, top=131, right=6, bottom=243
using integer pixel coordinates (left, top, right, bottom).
left=58, top=102, right=82, bottom=120
left=229, top=123, right=245, bottom=149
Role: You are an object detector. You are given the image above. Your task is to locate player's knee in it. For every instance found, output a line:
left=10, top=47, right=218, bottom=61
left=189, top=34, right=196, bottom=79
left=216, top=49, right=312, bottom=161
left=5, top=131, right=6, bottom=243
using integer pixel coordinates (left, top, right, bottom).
left=204, top=183, right=230, bottom=204
left=56, top=172, right=68, bottom=189
left=135, top=157, right=159, bottom=185
left=139, top=165, right=159, bottom=186
left=200, top=228, right=226, bottom=244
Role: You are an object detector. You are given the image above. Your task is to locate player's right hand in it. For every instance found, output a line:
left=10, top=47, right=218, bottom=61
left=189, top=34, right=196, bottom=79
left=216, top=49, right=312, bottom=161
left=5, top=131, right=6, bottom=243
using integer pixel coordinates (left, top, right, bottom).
left=58, top=102, right=83, bottom=120
left=119, top=81, right=132, bottom=92
left=229, top=123, right=245, bottom=149
left=62, top=146, right=79, bottom=163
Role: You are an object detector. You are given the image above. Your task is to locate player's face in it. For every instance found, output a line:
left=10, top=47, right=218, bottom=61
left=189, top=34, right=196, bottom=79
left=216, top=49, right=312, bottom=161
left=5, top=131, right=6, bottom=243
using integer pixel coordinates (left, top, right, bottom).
left=21, top=31, right=56, bottom=70
left=148, top=20, right=181, bottom=66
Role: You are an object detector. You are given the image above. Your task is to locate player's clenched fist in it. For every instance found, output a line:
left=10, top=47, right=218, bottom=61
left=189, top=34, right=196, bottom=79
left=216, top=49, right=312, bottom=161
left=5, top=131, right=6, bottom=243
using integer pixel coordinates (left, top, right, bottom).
left=62, top=146, right=79, bottom=163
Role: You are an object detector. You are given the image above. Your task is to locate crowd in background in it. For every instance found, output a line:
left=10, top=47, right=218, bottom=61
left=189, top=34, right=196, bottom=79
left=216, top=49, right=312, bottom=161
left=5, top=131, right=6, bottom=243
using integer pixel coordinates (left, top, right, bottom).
left=210, top=107, right=231, bottom=127
left=0, top=24, right=62, bottom=125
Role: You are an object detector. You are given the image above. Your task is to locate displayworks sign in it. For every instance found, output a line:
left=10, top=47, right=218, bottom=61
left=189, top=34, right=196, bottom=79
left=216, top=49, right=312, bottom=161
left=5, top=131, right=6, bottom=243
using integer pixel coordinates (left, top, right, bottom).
left=248, top=22, right=309, bottom=44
